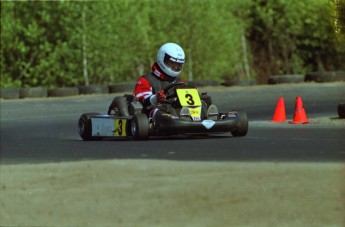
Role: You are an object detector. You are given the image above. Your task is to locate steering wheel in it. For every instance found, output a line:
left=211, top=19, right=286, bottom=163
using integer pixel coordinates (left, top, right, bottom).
left=163, top=82, right=188, bottom=94
left=162, top=82, right=189, bottom=103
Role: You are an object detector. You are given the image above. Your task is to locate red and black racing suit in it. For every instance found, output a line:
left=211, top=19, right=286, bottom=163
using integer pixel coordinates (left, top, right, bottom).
left=134, top=62, right=183, bottom=116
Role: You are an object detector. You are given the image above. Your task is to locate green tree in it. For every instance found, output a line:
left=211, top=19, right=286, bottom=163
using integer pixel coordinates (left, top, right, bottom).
left=243, top=0, right=344, bottom=83
left=1, top=0, right=344, bottom=88
left=1, top=1, right=84, bottom=88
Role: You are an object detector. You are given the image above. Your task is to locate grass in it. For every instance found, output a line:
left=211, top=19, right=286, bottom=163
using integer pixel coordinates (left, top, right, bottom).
left=0, top=160, right=344, bottom=227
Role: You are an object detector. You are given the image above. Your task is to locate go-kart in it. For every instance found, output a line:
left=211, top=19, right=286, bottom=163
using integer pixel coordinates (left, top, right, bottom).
left=78, top=82, right=248, bottom=140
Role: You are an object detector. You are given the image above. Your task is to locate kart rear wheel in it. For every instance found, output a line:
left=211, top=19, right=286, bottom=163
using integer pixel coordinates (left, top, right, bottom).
left=130, top=113, right=149, bottom=140
left=78, top=113, right=101, bottom=141
left=231, top=111, right=248, bottom=137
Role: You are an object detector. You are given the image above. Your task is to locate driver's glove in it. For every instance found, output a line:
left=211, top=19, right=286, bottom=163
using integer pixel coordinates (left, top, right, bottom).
left=156, top=90, right=167, bottom=103
left=149, top=90, right=166, bottom=106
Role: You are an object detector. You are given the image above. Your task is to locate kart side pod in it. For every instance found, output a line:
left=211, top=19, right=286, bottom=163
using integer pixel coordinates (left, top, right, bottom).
left=78, top=113, right=149, bottom=141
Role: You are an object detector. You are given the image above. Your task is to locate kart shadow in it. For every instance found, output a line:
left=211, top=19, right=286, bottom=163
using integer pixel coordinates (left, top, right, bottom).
left=100, top=134, right=233, bottom=141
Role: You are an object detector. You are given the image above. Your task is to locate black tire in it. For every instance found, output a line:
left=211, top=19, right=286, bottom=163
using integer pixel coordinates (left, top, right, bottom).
left=48, top=87, right=79, bottom=97
left=191, top=80, right=218, bottom=87
left=305, top=71, right=345, bottom=83
left=221, top=80, right=256, bottom=87
left=108, top=96, right=130, bottom=116
left=268, top=74, right=305, bottom=84
left=231, top=111, right=248, bottom=137
left=78, top=85, right=109, bottom=95
left=78, top=112, right=101, bottom=141
left=19, top=87, right=48, bottom=98
left=0, top=88, right=20, bottom=99
left=130, top=113, right=149, bottom=140
left=338, top=103, right=345, bottom=119
left=108, top=82, right=136, bottom=93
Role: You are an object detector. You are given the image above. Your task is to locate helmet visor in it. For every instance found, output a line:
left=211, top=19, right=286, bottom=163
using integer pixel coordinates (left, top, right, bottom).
left=163, top=54, right=184, bottom=72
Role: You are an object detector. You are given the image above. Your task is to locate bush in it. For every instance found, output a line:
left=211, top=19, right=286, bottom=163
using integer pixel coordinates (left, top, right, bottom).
left=1, top=0, right=344, bottom=88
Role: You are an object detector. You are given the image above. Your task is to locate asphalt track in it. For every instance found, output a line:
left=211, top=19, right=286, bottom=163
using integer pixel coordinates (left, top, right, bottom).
left=1, top=83, right=344, bottom=164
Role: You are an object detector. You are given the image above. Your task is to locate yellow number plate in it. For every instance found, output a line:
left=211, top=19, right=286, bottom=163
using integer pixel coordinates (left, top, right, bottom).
left=114, top=119, right=127, bottom=136
left=176, top=88, right=201, bottom=107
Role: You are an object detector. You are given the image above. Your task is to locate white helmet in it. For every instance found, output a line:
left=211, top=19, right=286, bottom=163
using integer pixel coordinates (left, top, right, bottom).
left=157, top=43, right=185, bottom=78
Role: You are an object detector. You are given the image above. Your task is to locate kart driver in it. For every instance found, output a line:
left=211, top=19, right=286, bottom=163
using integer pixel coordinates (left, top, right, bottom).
left=134, top=42, right=186, bottom=117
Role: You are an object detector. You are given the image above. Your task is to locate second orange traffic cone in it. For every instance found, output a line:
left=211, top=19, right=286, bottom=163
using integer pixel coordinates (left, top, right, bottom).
left=289, top=96, right=312, bottom=124
left=271, top=97, right=286, bottom=122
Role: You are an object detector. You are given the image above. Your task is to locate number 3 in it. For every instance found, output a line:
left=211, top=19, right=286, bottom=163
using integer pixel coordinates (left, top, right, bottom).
left=118, top=120, right=122, bottom=135
left=185, top=94, right=195, bottom=105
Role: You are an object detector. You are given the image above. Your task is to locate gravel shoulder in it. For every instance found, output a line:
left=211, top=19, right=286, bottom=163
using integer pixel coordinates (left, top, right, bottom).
left=0, top=160, right=344, bottom=226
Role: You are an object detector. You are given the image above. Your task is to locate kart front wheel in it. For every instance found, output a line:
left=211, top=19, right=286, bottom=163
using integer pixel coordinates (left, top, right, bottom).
left=231, top=111, right=248, bottom=137
left=130, top=113, right=149, bottom=140
left=78, top=113, right=100, bottom=141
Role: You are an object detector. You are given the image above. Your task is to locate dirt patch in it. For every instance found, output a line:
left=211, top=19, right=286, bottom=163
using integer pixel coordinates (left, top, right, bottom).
left=0, top=160, right=344, bottom=226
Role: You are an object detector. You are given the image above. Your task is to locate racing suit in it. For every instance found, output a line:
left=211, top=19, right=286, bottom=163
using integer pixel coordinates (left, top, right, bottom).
left=134, top=62, right=183, bottom=116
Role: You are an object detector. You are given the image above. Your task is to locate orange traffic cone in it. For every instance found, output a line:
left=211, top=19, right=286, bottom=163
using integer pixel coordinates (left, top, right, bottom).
left=289, top=96, right=312, bottom=124
left=271, top=97, right=286, bottom=122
